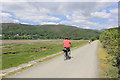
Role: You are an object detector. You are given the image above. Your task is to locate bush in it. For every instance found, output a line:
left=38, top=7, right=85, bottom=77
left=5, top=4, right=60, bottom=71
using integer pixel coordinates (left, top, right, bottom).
left=99, top=27, right=120, bottom=78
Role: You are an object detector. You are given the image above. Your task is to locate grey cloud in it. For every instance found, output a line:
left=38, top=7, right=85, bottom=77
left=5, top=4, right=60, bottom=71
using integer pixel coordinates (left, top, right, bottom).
left=1, top=2, right=118, bottom=29
left=2, top=2, right=114, bottom=15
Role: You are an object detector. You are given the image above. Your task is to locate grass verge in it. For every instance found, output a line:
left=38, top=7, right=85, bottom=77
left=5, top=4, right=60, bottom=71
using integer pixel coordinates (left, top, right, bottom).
left=97, top=41, right=118, bottom=78
left=2, top=40, right=88, bottom=70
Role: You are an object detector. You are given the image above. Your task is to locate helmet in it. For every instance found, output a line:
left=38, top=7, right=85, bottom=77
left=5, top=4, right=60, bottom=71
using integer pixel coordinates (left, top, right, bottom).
left=65, top=37, right=68, bottom=39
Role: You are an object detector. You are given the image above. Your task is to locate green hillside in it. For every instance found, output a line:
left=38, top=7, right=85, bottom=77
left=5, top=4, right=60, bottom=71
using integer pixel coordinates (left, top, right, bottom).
left=1, top=23, right=101, bottom=40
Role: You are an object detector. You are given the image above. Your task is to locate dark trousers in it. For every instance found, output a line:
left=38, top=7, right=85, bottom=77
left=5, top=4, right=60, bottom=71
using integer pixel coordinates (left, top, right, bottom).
left=64, top=47, right=71, bottom=56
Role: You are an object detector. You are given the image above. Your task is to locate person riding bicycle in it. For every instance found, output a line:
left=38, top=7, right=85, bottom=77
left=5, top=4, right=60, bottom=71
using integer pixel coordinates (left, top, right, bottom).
left=63, top=37, right=72, bottom=60
left=89, top=40, right=91, bottom=44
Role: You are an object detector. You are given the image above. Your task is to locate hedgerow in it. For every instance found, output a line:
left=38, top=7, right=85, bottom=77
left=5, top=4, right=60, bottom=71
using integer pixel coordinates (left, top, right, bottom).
left=99, top=27, right=120, bottom=78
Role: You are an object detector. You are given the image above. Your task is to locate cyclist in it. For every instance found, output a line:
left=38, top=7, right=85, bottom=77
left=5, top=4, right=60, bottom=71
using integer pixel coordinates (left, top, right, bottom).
left=89, top=40, right=91, bottom=44
left=63, top=37, right=72, bottom=60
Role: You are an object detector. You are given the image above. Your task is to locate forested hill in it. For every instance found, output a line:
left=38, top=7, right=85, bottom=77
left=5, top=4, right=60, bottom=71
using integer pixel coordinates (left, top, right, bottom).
left=2, top=23, right=101, bottom=40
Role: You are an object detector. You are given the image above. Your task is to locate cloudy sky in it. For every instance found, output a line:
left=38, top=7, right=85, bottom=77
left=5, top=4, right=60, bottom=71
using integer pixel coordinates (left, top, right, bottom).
left=0, top=0, right=119, bottom=30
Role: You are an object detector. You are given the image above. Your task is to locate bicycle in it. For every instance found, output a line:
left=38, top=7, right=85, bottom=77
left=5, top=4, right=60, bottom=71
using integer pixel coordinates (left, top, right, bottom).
left=62, top=47, right=71, bottom=60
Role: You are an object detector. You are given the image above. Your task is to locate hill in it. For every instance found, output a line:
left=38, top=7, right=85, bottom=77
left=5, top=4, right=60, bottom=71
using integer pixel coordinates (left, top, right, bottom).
left=1, top=23, right=101, bottom=40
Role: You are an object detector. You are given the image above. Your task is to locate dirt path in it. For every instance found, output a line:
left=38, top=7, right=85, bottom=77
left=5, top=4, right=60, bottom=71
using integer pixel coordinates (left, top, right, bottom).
left=7, top=40, right=100, bottom=78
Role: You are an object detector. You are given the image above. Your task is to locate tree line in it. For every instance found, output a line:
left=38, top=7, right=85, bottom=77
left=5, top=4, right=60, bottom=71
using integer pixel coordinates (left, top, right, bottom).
left=2, top=23, right=101, bottom=40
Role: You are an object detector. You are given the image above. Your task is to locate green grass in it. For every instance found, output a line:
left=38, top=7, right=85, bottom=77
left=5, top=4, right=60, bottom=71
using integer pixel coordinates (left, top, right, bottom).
left=97, top=41, right=118, bottom=78
left=0, top=48, right=2, bottom=70
left=2, top=40, right=88, bottom=70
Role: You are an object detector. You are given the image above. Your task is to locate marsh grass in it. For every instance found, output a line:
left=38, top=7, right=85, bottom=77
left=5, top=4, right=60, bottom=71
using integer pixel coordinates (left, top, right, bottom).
left=2, top=40, right=88, bottom=70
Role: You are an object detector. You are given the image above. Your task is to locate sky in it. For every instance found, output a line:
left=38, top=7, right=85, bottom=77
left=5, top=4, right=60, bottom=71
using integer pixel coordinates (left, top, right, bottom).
left=0, top=0, right=119, bottom=30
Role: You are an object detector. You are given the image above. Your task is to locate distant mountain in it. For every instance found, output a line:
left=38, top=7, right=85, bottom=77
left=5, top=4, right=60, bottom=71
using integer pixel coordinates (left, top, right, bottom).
left=99, top=29, right=108, bottom=32
left=1, top=23, right=101, bottom=40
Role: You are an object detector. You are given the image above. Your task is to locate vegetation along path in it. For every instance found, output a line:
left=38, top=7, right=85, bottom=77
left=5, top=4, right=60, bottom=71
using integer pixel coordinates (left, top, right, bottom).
left=6, top=40, right=100, bottom=78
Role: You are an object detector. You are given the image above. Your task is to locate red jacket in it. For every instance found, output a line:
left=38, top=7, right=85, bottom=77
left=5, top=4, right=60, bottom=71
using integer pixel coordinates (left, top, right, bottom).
left=63, top=40, right=71, bottom=48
